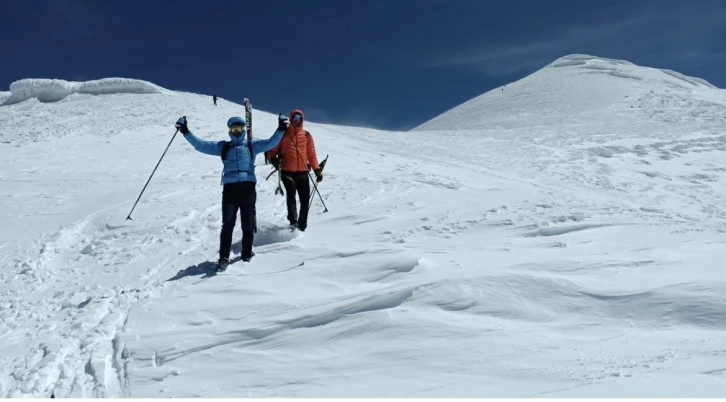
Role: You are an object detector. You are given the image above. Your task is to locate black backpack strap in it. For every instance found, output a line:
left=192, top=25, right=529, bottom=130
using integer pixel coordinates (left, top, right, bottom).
left=220, top=139, right=254, bottom=168
left=220, top=141, right=231, bottom=160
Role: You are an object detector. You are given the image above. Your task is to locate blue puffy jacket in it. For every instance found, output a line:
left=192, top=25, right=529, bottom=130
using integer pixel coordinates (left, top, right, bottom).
left=183, top=121, right=284, bottom=185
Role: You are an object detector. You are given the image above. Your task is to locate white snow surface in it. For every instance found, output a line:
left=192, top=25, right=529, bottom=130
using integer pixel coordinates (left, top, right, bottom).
left=1, top=57, right=726, bottom=397
left=1, top=78, right=169, bottom=107
left=416, top=54, right=726, bottom=132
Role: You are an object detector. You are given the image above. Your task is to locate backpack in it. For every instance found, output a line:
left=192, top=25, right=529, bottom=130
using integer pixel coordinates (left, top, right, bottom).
left=220, top=137, right=254, bottom=169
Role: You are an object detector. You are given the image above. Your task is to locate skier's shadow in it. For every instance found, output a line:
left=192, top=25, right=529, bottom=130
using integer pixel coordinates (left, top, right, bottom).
left=167, top=256, right=241, bottom=281
left=168, top=229, right=287, bottom=282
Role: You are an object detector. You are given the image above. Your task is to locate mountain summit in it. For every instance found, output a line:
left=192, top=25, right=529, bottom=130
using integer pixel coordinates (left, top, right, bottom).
left=415, top=54, right=726, bottom=132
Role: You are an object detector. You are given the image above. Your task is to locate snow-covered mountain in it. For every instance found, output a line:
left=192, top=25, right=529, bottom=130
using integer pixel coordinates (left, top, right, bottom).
left=416, top=54, right=726, bottom=134
left=1, top=56, right=725, bottom=397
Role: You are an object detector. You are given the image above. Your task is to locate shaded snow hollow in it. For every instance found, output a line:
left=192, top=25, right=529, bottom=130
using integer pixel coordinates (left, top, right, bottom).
left=0, top=78, right=169, bottom=106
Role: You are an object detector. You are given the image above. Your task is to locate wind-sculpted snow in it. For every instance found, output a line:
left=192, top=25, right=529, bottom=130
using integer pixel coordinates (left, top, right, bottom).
left=1, top=78, right=169, bottom=106
left=1, top=55, right=726, bottom=397
left=660, top=69, right=718, bottom=89
left=551, top=54, right=636, bottom=68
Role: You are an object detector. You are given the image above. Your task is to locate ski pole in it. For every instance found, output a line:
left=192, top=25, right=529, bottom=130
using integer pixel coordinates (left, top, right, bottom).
left=126, top=123, right=182, bottom=220
left=307, top=174, right=316, bottom=210
left=308, top=155, right=328, bottom=210
left=275, top=169, right=285, bottom=196
left=308, top=155, right=327, bottom=210
left=308, top=171, right=328, bottom=212
left=308, top=182, right=314, bottom=210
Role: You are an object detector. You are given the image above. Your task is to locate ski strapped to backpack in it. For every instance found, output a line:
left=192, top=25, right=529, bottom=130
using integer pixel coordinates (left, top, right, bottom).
left=244, top=98, right=257, bottom=233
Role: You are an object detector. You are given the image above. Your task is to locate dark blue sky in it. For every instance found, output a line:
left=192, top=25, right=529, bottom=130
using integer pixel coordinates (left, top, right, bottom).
left=2, top=0, right=725, bottom=130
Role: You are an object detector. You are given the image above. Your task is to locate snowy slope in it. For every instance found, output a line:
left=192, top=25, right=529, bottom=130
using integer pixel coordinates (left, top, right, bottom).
left=416, top=54, right=726, bottom=135
left=0, top=78, right=173, bottom=144
left=1, top=59, right=726, bottom=398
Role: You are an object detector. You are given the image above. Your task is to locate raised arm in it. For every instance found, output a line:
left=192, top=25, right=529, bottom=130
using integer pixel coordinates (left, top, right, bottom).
left=252, top=128, right=285, bottom=155
left=183, top=131, right=224, bottom=156
left=254, top=115, right=290, bottom=155
left=175, top=116, right=223, bottom=156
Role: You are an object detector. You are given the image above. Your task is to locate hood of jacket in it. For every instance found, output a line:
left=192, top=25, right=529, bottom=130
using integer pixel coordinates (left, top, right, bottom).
left=227, top=116, right=248, bottom=144
left=289, top=109, right=305, bottom=129
left=228, top=130, right=248, bottom=144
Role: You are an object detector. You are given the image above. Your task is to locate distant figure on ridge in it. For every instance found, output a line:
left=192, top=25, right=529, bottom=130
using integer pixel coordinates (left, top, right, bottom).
left=266, top=109, right=323, bottom=232
left=213, top=94, right=217, bottom=106
left=174, top=114, right=287, bottom=270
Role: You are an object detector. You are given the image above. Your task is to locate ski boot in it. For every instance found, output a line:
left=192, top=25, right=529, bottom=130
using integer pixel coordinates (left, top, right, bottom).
left=242, top=251, right=255, bottom=263
left=217, top=258, right=230, bottom=272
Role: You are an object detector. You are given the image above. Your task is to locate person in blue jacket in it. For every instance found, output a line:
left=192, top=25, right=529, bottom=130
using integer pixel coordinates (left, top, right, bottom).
left=175, top=115, right=288, bottom=270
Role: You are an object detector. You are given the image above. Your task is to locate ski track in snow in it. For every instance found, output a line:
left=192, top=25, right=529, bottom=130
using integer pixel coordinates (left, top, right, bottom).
left=2, top=56, right=726, bottom=397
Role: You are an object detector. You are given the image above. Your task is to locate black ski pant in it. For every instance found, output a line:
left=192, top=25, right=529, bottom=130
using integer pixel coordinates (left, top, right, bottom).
left=219, top=182, right=256, bottom=260
left=281, top=171, right=311, bottom=230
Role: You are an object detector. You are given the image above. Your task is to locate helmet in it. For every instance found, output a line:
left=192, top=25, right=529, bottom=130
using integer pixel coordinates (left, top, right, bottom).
left=227, top=116, right=246, bottom=127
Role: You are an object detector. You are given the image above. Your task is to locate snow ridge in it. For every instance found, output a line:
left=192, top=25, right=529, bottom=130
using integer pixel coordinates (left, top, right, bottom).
left=1, top=78, right=169, bottom=106
left=550, top=53, right=637, bottom=68
left=550, top=54, right=718, bottom=89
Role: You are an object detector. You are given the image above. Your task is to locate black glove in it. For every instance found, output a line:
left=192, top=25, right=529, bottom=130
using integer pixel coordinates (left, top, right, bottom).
left=271, top=155, right=281, bottom=170
left=314, top=169, right=323, bottom=183
left=175, top=116, right=189, bottom=134
left=277, top=113, right=289, bottom=131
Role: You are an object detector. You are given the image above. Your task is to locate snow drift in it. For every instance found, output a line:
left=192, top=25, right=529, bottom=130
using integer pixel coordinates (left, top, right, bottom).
left=1, top=54, right=726, bottom=398
left=0, top=78, right=169, bottom=106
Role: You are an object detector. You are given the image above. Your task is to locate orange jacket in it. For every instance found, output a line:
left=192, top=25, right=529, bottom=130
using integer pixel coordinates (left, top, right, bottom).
left=267, top=109, right=320, bottom=173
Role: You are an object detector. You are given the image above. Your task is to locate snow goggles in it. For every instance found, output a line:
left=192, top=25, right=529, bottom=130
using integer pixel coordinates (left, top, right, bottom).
left=292, top=114, right=303, bottom=123
left=229, top=124, right=245, bottom=133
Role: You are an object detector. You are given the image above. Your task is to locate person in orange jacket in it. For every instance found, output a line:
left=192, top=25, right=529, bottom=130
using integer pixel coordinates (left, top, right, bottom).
left=266, top=109, right=322, bottom=231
